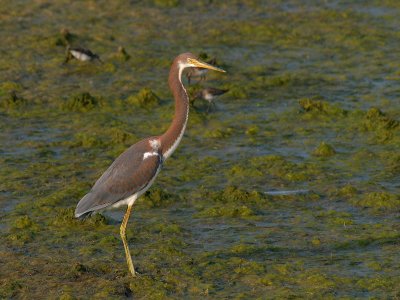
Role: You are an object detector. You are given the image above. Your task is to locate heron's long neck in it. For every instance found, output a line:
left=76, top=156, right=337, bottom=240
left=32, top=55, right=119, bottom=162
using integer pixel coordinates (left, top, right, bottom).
left=160, top=64, right=189, bottom=159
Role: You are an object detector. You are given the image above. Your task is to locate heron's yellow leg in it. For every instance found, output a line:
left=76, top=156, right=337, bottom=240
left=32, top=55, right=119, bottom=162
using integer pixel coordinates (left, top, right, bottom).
left=120, top=204, right=137, bottom=277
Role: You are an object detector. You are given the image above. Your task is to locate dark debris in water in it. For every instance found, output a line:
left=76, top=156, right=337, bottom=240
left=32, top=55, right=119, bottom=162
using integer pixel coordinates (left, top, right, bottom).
left=0, top=91, right=27, bottom=109
left=55, top=28, right=77, bottom=47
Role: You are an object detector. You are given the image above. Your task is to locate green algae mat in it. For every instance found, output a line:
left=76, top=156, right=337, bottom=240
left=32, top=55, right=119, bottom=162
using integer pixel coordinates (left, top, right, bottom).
left=1, top=1, right=400, bottom=298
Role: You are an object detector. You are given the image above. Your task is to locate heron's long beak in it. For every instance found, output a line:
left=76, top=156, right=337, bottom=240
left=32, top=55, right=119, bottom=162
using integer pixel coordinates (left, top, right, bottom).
left=187, top=58, right=226, bottom=72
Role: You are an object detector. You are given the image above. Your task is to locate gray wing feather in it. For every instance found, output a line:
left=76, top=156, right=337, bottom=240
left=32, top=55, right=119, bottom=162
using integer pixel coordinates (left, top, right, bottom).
left=75, top=139, right=161, bottom=217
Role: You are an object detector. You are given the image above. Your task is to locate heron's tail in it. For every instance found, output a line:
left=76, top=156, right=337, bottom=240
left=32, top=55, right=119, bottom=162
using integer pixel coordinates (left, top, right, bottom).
left=75, top=192, right=95, bottom=218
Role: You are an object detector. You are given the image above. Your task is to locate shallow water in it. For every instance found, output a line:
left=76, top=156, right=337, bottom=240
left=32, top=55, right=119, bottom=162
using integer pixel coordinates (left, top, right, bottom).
left=1, top=1, right=399, bottom=298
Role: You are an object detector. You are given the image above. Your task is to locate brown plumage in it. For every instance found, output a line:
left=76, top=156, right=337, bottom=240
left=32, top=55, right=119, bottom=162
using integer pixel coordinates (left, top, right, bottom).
left=75, top=138, right=162, bottom=217
left=74, top=53, right=225, bottom=277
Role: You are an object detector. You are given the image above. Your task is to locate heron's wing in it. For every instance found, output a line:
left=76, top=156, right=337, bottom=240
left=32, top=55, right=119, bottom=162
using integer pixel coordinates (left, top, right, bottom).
left=75, top=139, right=161, bottom=217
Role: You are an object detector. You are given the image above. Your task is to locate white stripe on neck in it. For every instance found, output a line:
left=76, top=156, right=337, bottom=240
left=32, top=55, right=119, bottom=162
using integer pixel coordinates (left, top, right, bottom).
left=163, top=62, right=190, bottom=160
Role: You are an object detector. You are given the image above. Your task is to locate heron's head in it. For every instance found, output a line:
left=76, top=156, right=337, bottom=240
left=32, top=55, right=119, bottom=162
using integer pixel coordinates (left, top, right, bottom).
left=176, top=53, right=225, bottom=73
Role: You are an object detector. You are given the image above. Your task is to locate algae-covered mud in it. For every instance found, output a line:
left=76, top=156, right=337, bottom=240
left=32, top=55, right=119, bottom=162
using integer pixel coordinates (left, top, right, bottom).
left=1, top=1, right=400, bottom=298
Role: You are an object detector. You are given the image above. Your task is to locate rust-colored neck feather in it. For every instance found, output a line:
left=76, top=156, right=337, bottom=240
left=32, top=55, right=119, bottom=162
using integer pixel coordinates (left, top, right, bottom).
left=160, top=62, right=189, bottom=159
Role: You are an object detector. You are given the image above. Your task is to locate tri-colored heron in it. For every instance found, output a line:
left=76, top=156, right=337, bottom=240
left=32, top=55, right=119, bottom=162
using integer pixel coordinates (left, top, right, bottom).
left=193, top=87, right=229, bottom=112
left=65, top=46, right=102, bottom=63
left=186, top=58, right=217, bottom=84
left=74, top=53, right=225, bottom=277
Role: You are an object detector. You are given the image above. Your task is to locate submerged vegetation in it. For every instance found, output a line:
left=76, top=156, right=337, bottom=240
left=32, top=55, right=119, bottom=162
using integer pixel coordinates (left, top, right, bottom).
left=62, top=92, right=99, bottom=112
left=299, top=97, right=346, bottom=117
left=0, top=91, right=27, bottom=110
left=1, top=0, right=400, bottom=298
left=127, top=88, right=160, bottom=108
left=312, top=142, right=336, bottom=157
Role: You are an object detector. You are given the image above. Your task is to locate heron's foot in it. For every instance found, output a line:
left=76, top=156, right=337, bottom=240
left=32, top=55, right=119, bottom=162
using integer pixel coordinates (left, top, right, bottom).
left=126, top=259, right=140, bottom=278
left=128, top=268, right=141, bottom=278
